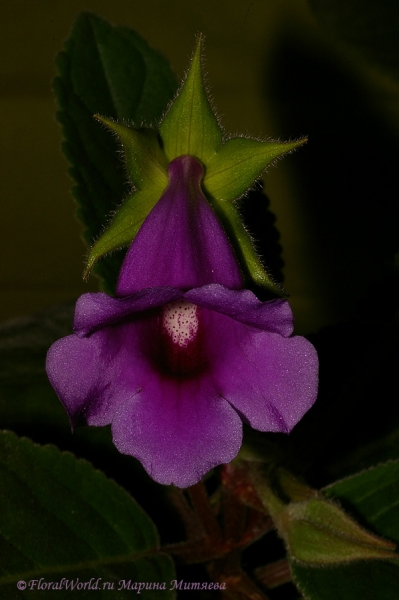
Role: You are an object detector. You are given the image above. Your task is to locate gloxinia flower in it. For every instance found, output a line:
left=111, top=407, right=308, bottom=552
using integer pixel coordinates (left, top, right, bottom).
left=46, top=155, right=318, bottom=488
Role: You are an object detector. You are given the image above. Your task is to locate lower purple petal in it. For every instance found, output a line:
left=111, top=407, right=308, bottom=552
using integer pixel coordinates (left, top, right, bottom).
left=111, top=373, right=243, bottom=488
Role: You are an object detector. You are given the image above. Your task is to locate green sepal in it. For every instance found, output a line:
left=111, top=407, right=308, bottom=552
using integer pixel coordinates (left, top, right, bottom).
left=204, top=137, right=306, bottom=201
left=159, top=37, right=222, bottom=162
left=84, top=118, right=169, bottom=276
left=95, top=115, right=168, bottom=190
left=84, top=186, right=164, bottom=277
left=207, top=197, right=283, bottom=295
left=203, top=136, right=305, bottom=294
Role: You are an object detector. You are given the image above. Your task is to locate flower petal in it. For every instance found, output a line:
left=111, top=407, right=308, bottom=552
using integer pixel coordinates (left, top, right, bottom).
left=196, top=309, right=318, bottom=433
left=46, top=333, right=107, bottom=427
left=116, top=155, right=243, bottom=296
left=112, top=373, right=243, bottom=488
left=184, top=284, right=294, bottom=336
left=73, top=287, right=182, bottom=337
left=46, top=323, right=144, bottom=428
left=47, top=288, right=318, bottom=486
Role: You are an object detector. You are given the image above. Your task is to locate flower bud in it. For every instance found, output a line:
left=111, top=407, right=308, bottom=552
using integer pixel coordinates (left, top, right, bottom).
left=253, top=468, right=397, bottom=565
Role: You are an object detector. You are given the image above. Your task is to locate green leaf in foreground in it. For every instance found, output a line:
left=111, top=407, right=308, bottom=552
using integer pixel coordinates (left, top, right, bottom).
left=291, top=460, right=399, bottom=600
left=53, top=12, right=177, bottom=292
left=0, top=431, right=175, bottom=599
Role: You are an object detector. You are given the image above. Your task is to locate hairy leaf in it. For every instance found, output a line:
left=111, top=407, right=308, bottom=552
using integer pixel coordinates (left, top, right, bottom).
left=0, top=431, right=175, bottom=599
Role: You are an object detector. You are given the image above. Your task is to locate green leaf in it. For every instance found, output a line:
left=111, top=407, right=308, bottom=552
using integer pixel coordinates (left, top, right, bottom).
left=0, top=304, right=74, bottom=435
left=291, top=461, right=399, bottom=599
left=309, top=0, right=399, bottom=80
left=54, top=12, right=177, bottom=292
left=324, top=460, right=399, bottom=542
left=0, top=431, right=175, bottom=599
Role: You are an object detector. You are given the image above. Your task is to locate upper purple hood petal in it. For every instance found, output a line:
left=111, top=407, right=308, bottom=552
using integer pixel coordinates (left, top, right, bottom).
left=74, top=284, right=294, bottom=338
left=116, top=155, right=243, bottom=296
left=73, top=287, right=182, bottom=337
left=184, top=284, right=294, bottom=336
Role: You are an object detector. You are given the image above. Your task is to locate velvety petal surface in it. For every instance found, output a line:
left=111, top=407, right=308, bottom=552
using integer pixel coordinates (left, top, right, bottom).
left=111, top=372, right=243, bottom=488
left=73, top=287, right=182, bottom=337
left=207, top=315, right=319, bottom=432
left=46, top=332, right=117, bottom=428
left=184, top=284, right=294, bottom=336
left=116, top=155, right=243, bottom=296
left=47, top=316, right=163, bottom=428
left=74, top=285, right=294, bottom=338
left=47, top=294, right=318, bottom=486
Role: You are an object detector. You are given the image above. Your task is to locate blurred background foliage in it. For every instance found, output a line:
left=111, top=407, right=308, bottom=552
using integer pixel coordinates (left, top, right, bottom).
left=1, top=0, right=399, bottom=333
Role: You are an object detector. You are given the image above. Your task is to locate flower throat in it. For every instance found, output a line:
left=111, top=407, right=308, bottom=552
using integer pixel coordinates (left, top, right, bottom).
left=158, top=300, right=204, bottom=377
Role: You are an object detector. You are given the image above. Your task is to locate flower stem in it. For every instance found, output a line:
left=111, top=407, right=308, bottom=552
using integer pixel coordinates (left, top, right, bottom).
left=188, top=480, right=223, bottom=541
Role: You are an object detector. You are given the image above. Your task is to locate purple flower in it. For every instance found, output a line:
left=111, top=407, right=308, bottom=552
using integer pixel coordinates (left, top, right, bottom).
left=46, top=155, right=318, bottom=488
